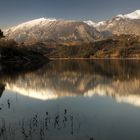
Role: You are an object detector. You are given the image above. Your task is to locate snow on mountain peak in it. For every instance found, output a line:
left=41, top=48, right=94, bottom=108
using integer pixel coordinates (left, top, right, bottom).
left=6, top=17, right=57, bottom=32
left=124, top=10, right=140, bottom=19
left=117, top=10, right=140, bottom=19
left=84, top=20, right=106, bottom=28
left=95, top=21, right=106, bottom=27
left=84, top=20, right=96, bottom=26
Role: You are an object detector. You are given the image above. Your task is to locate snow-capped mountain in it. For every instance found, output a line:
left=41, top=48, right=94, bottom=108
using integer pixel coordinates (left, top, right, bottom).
left=5, top=18, right=102, bottom=44
left=117, top=10, right=140, bottom=19
left=5, top=9, right=140, bottom=44
left=7, top=18, right=57, bottom=32
left=85, top=10, right=140, bottom=35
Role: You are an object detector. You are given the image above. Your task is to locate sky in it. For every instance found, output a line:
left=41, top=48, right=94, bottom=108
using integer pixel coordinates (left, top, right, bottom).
left=1, top=0, right=140, bottom=29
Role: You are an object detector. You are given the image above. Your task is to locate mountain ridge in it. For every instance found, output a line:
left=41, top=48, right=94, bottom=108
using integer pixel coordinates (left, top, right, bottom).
left=5, top=18, right=102, bottom=44
left=5, top=9, right=140, bottom=44
left=85, top=9, right=140, bottom=35
left=3, top=9, right=140, bottom=59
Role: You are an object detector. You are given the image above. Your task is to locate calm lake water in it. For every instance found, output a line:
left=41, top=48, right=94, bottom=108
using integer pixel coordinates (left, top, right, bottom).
left=0, top=59, right=140, bottom=140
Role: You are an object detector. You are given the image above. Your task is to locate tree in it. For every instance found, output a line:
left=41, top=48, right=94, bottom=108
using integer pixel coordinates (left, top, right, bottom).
left=0, top=29, right=4, bottom=39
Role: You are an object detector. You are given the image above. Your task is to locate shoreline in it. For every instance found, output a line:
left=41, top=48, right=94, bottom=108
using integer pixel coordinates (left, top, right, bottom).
left=49, top=57, right=140, bottom=60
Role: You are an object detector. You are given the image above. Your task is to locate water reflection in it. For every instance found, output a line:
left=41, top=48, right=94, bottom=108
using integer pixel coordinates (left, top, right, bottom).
left=1, top=60, right=140, bottom=106
left=1, top=60, right=140, bottom=140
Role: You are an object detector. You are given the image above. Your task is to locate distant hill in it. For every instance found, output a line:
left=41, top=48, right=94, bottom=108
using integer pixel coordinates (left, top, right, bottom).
left=24, top=34, right=140, bottom=58
left=0, top=38, right=48, bottom=63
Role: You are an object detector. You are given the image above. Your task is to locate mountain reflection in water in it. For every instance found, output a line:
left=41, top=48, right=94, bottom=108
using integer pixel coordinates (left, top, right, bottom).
left=1, top=59, right=140, bottom=106
left=1, top=60, right=140, bottom=140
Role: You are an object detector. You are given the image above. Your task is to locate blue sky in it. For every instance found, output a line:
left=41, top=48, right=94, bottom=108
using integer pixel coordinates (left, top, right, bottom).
left=1, top=0, right=140, bottom=28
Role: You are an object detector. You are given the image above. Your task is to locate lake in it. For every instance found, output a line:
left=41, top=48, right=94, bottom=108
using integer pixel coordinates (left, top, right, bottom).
left=0, top=59, right=140, bottom=140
